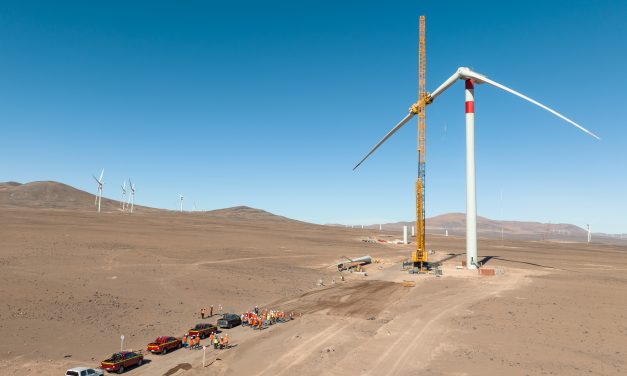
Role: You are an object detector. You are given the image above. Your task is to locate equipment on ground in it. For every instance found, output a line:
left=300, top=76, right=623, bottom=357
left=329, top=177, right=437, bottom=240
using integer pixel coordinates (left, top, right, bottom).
left=336, top=255, right=372, bottom=271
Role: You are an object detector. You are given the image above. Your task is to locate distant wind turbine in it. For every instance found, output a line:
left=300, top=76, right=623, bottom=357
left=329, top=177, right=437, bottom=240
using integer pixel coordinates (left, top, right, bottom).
left=121, top=181, right=127, bottom=211
left=92, top=169, right=104, bottom=213
left=179, top=194, right=184, bottom=212
left=128, top=180, right=135, bottom=213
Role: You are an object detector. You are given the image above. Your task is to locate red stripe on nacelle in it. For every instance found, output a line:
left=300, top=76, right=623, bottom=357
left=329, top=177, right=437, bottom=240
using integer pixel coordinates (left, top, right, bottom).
left=465, top=101, right=474, bottom=113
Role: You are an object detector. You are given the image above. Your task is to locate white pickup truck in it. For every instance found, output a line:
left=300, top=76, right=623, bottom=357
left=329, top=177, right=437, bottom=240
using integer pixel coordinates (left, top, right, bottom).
left=65, top=367, right=104, bottom=376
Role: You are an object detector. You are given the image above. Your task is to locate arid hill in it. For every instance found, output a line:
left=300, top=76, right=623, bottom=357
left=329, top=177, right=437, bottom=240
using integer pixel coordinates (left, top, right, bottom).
left=0, top=181, right=304, bottom=225
left=207, top=205, right=305, bottom=224
left=0, top=181, right=123, bottom=211
left=348, top=214, right=626, bottom=245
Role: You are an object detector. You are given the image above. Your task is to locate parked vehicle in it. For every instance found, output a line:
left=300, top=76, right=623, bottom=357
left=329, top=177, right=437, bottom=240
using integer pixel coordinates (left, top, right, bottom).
left=187, top=323, right=217, bottom=339
left=100, top=351, right=143, bottom=374
left=217, top=313, right=242, bottom=329
left=65, top=367, right=104, bottom=376
left=147, top=336, right=182, bottom=354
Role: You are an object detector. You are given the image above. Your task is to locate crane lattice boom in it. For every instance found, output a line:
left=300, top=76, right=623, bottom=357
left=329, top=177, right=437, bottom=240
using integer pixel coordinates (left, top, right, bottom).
left=413, top=15, right=428, bottom=267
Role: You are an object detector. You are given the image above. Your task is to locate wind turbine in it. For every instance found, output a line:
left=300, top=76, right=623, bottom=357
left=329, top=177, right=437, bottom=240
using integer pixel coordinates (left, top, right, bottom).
left=354, top=66, right=599, bottom=269
left=121, top=181, right=127, bottom=211
left=179, top=194, right=184, bottom=212
left=128, top=180, right=135, bottom=213
left=92, top=169, right=104, bottom=213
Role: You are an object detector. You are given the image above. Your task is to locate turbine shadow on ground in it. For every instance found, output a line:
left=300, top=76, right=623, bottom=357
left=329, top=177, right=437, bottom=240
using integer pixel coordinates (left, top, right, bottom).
left=480, top=255, right=577, bottom=272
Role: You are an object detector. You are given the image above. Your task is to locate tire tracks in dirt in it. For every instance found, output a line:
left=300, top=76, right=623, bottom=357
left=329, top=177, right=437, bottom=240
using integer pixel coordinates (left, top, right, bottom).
left=254, top=322, right=342, bottom=376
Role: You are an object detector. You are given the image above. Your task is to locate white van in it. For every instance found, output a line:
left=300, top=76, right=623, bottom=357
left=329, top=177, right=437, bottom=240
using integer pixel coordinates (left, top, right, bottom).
left=65, top=367, right=104, bottom=376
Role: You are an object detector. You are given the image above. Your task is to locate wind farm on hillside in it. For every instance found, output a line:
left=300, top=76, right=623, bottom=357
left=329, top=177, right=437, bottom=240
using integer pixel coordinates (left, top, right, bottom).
left=1, top=3, right=626, bottom=376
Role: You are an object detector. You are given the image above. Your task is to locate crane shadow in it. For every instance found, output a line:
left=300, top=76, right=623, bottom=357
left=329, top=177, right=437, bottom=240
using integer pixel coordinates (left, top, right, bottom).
left=479, top=255, right=576, bottom=272
left=431, top=252, right=464, bottom=267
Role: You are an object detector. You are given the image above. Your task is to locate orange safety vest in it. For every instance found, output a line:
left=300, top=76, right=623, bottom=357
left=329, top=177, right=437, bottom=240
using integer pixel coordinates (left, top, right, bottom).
left=183, top=336, right=188, bottom=344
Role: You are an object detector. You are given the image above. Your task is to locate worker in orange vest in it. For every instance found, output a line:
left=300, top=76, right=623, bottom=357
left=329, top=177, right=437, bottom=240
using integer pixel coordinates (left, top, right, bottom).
left=223, top=334, right=229, bottom=349
left=209, top=332, right=215, bottom=345
left=195, top=335, right=201, bottom=349
left=182, top=334, right=189, bottom=348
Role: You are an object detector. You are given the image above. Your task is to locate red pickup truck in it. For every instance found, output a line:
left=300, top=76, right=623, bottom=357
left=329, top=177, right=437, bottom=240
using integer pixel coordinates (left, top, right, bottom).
left=100, top=351, right=143, bottom=373
left=147, top=336, right=182, bottom=354
left=187, top=323, right=217, bottom=339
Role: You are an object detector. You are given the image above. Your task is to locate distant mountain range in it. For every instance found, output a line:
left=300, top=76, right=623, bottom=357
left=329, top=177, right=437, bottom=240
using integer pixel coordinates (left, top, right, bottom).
left=1, top=181, right=624, bottom=244
left=0, top=181, right=297, bottom=224
left=352, top=214, right=626, bottom=244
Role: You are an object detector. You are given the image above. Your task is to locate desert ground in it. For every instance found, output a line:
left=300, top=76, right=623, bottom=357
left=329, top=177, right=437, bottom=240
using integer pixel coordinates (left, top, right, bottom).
left=1, top=188, right=626, bottom=375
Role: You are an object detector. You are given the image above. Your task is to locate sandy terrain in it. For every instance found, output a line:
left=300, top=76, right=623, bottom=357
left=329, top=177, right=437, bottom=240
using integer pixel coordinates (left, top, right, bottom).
left=1, top=196, right=626, bottom=375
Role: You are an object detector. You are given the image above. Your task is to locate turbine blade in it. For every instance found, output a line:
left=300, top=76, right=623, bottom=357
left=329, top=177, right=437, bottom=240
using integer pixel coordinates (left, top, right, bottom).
left=99, top=169, right=104, bottom=182
left=93, top=175, right=100, bottom=183
left=353, top=112, right=416, bottom=170
left=464, top=70, right=600, bottom=140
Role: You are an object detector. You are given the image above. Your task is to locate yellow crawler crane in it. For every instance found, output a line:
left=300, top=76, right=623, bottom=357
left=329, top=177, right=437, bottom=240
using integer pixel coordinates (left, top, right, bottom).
left=353, top=16, right=431, bottom=270
left=413, top=15, right=429, bottom=269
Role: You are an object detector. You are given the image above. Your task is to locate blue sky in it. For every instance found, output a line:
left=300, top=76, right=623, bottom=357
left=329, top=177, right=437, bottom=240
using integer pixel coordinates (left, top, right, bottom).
left=1, top=1, right=625, bottom=233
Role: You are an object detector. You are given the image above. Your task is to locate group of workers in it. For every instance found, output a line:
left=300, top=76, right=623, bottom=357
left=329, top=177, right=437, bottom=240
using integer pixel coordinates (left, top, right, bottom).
left=179, top=305, right=295, bottom=353
left=241, top=306, right=293, bottom=330
left=182, top=334, right=203, bottom=350
left=200, top=304, right=223, bottom=319
left=210, top=332, right=229, bottom=349
left=182, top=332, right=230, bottom=350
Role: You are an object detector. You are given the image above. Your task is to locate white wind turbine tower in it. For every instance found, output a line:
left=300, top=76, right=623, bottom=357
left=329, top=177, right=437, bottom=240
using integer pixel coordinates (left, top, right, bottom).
left=355, top=67, right=599, bottom=269
left=121, top=181, right=127, bottom=211
left=179, top=194, right=184, bottom=212
left=128, top=180, right=135, bottom=213
left=92, top=169, right=104, bottom=213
